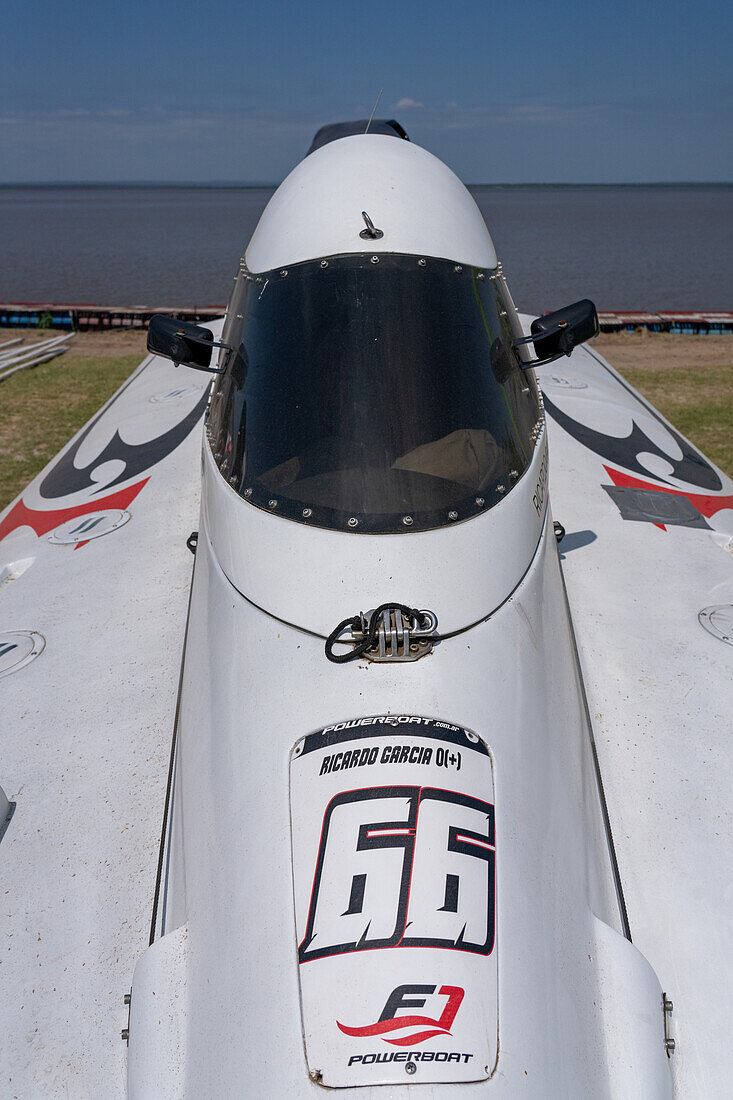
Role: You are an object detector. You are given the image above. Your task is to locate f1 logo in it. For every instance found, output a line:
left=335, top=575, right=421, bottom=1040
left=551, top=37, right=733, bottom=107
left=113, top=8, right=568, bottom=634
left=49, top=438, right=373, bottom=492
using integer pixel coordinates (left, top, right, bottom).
left=337, top=984, right=465, bottom=1046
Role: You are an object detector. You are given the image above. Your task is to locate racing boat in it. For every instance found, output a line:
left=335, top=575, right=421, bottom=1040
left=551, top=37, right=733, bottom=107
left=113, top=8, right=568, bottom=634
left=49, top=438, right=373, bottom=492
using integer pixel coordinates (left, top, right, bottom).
left=2, top=120, right=732, bottom=1098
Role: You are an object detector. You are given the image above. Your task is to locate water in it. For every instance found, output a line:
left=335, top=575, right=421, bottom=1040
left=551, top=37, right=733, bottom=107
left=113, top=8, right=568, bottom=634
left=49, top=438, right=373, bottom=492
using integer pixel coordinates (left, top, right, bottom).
left=0, top=184, right=730, bottom=312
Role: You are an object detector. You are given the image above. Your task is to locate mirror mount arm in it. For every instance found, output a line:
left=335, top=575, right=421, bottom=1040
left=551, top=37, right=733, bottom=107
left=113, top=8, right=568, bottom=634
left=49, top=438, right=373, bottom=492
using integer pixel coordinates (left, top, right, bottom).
left=514, top=349, right=568, bottom=371
left=513, top=328, right=556, bottom=349
left=512, top=318, right=568, bottom=349
left=172, top=358, right=226, bottom=374
left=171, top=330, right=232, bottom=374
left=512, top=319, right=574, bottom=369
left=177, top=332, right=233, bottom=353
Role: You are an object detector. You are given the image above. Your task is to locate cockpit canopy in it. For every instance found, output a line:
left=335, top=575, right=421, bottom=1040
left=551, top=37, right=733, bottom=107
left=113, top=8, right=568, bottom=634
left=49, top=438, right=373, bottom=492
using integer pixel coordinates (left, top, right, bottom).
left=207, top=252, right=541, bottom=534
left=306, top=118, right=409, bottom=156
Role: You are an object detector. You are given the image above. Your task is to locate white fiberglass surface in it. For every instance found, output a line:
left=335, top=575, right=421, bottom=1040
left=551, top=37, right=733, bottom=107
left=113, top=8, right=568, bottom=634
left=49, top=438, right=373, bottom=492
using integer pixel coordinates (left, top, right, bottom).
left=535, top=334, right=733, bottom=1097
left=245, top=133, right=498, bottom=273
left=134, top=516, right=672, bottom=1097
left=0, top=349, right=210, bottom=1097
left=202, top=431, right=549, bottom=638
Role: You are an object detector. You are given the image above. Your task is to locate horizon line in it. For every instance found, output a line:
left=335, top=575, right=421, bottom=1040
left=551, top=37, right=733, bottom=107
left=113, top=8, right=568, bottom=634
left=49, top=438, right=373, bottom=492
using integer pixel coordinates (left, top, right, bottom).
left=1, top=179, right=731, bottom=189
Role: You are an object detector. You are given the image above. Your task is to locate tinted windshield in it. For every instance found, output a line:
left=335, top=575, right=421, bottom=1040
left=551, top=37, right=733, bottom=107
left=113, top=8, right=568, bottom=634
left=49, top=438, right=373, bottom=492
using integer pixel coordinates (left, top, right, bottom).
left=207, top=254, right=541, bottom=533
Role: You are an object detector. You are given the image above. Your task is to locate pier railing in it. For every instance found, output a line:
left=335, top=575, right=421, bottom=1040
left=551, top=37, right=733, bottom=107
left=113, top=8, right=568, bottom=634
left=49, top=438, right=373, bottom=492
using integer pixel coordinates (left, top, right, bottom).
left=1, top=304, right=731, bottom=334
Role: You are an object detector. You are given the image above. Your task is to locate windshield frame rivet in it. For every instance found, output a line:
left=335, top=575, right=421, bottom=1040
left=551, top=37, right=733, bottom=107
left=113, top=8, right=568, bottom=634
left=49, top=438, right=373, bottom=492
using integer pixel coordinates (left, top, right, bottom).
left=244, top=487, right=253, bottom=498
left=402, top=515, right=414, bottom=527
left=320, top=259, right=328, bottom=268
left=347, top=517, right=359, bottom=528
left=418, top=258, right=427, bottom=267
left=454, top=265, right=463, bottom=272
left=475, top=497, right=485, bottom=506
left=448, top=510, right=459, bottom=521
left=370, top=255, right=380, bottom=264
left=477, top=271, right=485, bottom=280
left=279, top=269, right=288, bottom=277
left=268, top=498, right=278, bottom=508
left=302, top=507, right=312, bottom=518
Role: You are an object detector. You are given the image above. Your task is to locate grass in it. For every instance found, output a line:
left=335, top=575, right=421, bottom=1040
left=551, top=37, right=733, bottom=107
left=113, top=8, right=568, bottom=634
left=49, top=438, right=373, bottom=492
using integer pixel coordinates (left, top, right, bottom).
left=0, top=352, right=140, bottom=511
left=619, top=363, right=732, bottom=476
left=592, top=333, right=733, bottom=478
left=0, top=331, right=730, bottom=514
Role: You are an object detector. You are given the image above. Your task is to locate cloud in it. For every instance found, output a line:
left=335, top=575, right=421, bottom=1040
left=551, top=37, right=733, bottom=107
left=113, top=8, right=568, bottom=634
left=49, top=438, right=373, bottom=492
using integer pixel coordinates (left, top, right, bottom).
left=425, top=100, right=622, bottom=132
left=0, top=105, right=322, bottom=182
left=395, top=97, right=424, bottom=109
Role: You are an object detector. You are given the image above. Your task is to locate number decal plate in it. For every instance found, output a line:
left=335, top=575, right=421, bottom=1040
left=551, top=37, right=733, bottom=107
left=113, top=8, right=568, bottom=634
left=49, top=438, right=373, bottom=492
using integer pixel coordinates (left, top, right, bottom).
left=290, top=715, right=497, bottom=1086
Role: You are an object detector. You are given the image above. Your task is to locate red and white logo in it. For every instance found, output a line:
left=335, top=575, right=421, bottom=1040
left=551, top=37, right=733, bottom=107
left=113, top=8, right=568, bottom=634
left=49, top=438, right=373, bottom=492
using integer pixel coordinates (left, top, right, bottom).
left=337, top=984, right=465, bottom=1046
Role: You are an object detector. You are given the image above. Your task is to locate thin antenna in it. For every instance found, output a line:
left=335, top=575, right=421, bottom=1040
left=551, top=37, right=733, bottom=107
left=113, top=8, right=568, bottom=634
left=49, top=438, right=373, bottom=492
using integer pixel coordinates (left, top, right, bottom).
left=364, top=88, right=383, bottom=134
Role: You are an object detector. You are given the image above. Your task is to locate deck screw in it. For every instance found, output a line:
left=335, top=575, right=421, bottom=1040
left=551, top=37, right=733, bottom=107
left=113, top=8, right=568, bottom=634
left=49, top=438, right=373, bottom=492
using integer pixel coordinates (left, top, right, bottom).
left=406, top=1061, right=417, bottom=1074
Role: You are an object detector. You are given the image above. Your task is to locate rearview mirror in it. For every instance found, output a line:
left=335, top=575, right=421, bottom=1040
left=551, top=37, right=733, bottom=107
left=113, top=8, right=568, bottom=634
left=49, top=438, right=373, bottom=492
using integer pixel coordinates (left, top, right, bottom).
left=513, top=299, right=599, bottom=367
left=147, top=315, right=228, bottom=373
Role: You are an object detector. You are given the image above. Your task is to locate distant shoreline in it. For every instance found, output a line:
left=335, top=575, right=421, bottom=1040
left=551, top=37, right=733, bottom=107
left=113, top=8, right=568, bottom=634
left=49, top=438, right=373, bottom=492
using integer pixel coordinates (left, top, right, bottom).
left=2, top=307, right=732, bottom=336
left=1, top=181, right=731, bottom=190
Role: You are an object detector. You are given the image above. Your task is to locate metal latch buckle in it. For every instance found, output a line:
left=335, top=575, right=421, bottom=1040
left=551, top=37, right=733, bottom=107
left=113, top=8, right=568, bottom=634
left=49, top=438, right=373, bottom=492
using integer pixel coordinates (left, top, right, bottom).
left=353, top=608, right=438, bottom=662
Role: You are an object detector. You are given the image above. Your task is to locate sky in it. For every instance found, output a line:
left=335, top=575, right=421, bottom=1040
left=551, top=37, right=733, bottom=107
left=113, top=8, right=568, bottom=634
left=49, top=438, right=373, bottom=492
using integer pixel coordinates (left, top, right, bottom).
left=1, top=0, right=731, bottom=184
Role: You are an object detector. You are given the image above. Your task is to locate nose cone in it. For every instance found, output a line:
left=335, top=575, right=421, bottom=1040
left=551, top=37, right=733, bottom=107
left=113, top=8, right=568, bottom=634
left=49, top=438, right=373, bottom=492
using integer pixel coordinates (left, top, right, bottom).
left=244, top=133, right=498, bottom=273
